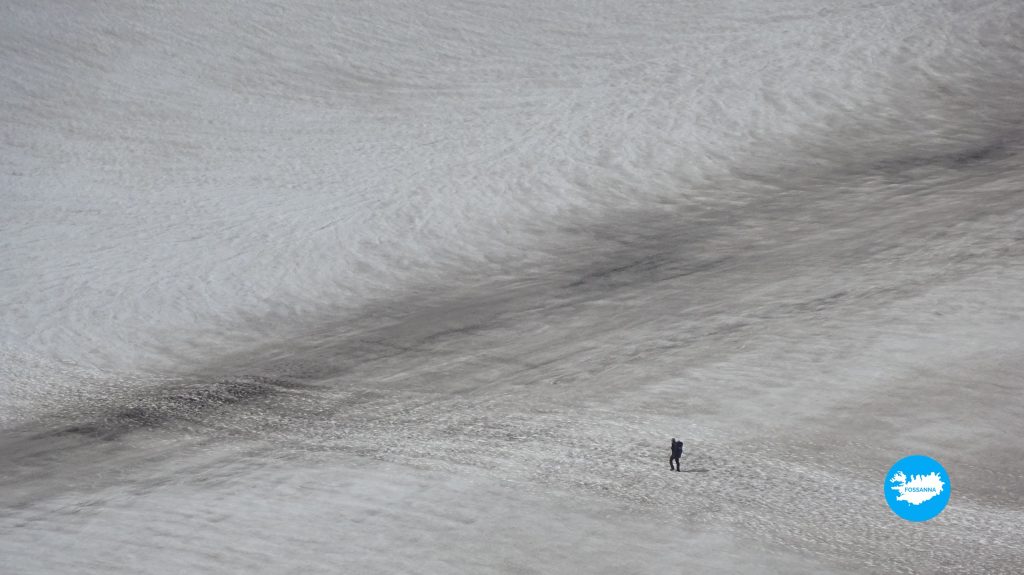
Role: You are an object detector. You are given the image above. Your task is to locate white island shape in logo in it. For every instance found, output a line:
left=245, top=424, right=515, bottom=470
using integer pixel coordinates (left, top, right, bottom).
left=889, top=470, right=945, bottom=505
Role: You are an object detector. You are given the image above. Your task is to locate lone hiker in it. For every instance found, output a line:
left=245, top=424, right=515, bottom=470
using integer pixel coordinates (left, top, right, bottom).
left=670, top=438, right=683, bottom=471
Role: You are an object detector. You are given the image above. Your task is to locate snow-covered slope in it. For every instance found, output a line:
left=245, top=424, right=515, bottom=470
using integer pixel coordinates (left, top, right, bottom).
left=3, top=0, right=1023, bottom=573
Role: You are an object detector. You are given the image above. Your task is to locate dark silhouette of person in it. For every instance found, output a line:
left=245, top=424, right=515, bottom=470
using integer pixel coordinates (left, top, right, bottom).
left=670, top=438, right=683, bottom=471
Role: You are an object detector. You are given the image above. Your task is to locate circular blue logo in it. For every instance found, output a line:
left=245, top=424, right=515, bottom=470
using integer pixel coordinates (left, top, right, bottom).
left=884, top=454, right=950, bottom=522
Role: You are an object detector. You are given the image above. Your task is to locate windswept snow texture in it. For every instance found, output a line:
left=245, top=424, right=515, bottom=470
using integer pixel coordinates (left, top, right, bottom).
left=3, top=0, right=1024, bottom=573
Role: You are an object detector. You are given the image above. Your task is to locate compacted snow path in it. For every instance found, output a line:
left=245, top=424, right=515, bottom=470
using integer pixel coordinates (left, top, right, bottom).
left=3, top=1, right=1024, bottom=573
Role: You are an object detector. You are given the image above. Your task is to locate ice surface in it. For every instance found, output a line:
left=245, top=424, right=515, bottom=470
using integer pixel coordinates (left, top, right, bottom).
left=2, top=0, right=1023, bottom=573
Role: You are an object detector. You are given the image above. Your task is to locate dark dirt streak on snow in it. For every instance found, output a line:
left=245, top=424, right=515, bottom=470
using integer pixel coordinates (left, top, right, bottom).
left=2, top=137, right=1021, bottom=503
